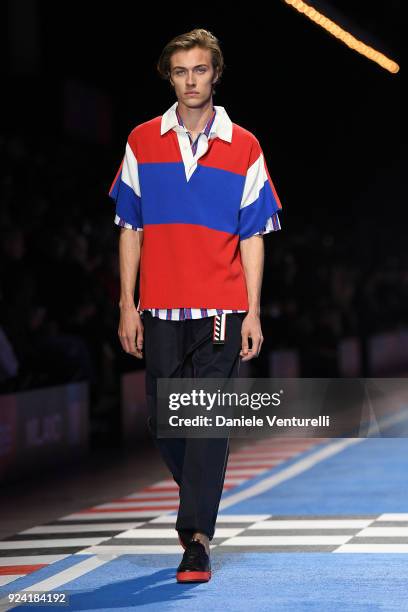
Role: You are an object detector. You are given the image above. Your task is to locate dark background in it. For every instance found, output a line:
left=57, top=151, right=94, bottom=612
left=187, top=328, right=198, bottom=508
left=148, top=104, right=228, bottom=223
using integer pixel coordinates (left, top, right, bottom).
left=1, top=0, right=406, bottom=443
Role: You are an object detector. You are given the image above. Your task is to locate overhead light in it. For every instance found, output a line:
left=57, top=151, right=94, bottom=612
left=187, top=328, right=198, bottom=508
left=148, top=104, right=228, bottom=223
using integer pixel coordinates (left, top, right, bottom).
left=284, top=0, right=400, bottom=74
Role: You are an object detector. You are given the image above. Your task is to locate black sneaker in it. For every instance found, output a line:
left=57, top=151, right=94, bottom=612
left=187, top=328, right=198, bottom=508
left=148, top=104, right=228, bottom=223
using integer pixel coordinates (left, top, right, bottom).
left=176, top=540, right=211, bottom=583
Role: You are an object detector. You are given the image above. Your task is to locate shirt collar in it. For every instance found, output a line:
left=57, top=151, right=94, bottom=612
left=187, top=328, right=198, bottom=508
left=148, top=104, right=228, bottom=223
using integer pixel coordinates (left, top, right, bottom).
left=160, top=100, right=233, bottom=142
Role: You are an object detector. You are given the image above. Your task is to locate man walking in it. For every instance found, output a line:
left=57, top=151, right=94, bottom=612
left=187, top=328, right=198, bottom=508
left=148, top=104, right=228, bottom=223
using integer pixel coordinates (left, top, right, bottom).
left=108, top=28, right=283, bottom=582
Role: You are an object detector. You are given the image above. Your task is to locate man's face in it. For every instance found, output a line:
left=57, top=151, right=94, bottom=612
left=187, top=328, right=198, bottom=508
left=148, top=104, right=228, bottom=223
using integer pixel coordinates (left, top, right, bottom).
left=169, top=47, right=218, bottom=107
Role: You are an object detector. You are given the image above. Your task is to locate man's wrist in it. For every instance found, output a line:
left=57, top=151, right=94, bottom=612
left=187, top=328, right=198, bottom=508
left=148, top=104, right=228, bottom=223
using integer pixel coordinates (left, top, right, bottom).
left=248, top=306, right=261, bottom=316
left=119, top=299, right=136, bottom=309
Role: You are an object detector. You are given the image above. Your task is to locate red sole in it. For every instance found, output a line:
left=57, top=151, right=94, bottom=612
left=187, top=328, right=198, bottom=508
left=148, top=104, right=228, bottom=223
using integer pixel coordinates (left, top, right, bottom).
left=177, top=571, right=211, bottom=582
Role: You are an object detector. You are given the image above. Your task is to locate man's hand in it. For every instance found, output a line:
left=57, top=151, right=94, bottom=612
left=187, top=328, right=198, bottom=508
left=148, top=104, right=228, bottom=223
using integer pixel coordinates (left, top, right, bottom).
left=118, top=304, right=144, bottom=359
left=240, top=312, right=264, bottom=361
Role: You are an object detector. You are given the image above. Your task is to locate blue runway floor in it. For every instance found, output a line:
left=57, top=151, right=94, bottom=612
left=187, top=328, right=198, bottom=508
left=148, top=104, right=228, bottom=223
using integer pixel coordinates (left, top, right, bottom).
left=1, top=435, right=408, bottom=611
left=223, top=438, right=408, bottom=515
left=5, top=552, right=408, bottom=612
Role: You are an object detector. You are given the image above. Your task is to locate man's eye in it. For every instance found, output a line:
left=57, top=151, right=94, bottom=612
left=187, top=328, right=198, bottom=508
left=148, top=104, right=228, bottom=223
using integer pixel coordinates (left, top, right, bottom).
left=175, top=69, right=205, bottom=75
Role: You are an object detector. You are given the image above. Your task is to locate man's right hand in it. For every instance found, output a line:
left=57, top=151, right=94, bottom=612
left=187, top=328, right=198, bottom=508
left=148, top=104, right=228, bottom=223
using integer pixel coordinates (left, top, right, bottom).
left=118, top=304, right=144, bottom=359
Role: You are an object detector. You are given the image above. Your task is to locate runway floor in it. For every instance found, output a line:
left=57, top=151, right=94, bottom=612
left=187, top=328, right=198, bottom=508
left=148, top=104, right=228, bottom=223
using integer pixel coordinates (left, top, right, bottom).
left=1, top=413, right=408, bottom=611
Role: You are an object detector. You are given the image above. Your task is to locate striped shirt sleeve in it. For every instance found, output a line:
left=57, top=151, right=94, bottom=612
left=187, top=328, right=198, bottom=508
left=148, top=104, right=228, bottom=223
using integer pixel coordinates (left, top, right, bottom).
left=108, top=134, right=143, bottom=231
left=238, top=137, right=282, bottom=240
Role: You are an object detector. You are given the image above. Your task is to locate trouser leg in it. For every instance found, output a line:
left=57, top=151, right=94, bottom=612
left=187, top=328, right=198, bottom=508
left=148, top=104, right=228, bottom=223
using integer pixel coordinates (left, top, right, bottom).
left=144, top=312, right=186, bottom=487
left=175, top=313, right=245, bottom=541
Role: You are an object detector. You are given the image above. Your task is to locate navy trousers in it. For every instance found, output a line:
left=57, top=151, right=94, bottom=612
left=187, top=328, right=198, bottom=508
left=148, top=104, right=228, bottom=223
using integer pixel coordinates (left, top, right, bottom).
left=143, top=310, right=245, bottom=541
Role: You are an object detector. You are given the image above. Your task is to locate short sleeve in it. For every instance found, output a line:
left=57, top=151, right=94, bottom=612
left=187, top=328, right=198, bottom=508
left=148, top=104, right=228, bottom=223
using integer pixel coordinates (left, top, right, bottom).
left=108, top=136, right=143, bottom=231
left=238, top=137, right=282, bottom=240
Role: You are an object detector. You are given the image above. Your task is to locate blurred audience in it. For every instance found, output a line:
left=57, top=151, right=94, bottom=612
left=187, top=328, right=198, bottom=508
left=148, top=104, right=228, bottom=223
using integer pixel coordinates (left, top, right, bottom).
left=0, top=131, right=406, bottom=399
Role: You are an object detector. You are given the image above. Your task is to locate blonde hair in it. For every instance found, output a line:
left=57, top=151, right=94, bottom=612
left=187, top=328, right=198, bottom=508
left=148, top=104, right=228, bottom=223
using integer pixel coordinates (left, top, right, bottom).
left=156, top=28, right=225, bottom=95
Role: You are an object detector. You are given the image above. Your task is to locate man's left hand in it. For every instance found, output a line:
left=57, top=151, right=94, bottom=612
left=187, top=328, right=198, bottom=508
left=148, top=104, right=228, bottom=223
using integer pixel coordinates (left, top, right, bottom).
left=240, top=312, right=264, bottom=361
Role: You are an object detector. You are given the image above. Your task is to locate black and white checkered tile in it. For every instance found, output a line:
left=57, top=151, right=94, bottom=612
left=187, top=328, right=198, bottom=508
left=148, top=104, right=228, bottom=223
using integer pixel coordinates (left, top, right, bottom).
left=0, top=437, right=398, bottom=586
left=66, top=513, right=408, bottom=555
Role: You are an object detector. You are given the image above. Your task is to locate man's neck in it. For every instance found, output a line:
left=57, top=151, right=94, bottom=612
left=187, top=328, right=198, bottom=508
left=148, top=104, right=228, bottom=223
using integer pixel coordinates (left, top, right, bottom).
left=176, top=98, right=215, bottom=134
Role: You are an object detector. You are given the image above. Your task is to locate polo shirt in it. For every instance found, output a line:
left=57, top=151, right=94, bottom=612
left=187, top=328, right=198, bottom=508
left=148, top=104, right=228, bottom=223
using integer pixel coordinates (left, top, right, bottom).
left=108, top=100, right=282, bottom=314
